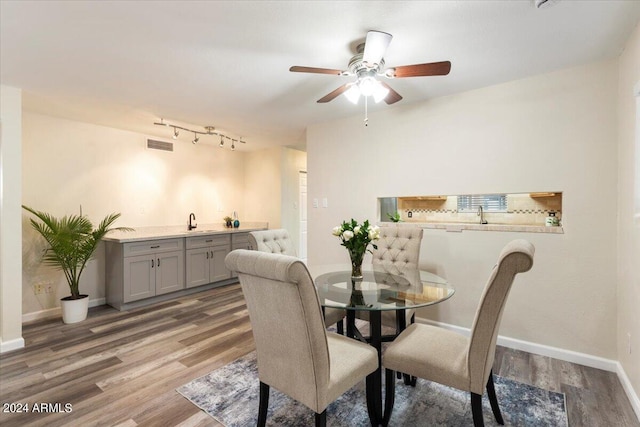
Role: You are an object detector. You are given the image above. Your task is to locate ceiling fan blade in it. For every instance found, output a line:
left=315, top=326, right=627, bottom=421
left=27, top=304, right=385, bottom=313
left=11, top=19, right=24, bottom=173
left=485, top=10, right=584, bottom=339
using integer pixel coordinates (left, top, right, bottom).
left=379, top=81, right=403, bottom=104
left=317, top=84, right=350, bottom=103
left=290, top=66, right=343, bottom=75
left=390, top=61, right=452, bottom=78
left=362, top=30, right=392, bottom=67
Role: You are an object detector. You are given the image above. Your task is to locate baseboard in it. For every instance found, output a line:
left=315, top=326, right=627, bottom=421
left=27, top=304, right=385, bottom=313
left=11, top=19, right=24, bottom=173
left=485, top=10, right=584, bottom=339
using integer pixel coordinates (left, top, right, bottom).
left=617, top=362, right=640, bottom=422
left=0, top=337, right=25, bottom=353
left=416, top=317, right=640, bottom=421
left=22, top=297, right=106, bottom=323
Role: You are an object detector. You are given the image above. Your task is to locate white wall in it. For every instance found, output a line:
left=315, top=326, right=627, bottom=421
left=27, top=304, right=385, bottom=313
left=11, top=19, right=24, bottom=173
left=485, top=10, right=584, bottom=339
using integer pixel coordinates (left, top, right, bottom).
left=307, top=60, right=619, bottom=359
left=0, top=85, right=24, bottom=352
left=21, top=112, right=247, bottom=316
left=617, top=21, right=640, bottom=406
left=244, top=146, right=308, bottom=253
left=244, top=147, right=282, bottom=228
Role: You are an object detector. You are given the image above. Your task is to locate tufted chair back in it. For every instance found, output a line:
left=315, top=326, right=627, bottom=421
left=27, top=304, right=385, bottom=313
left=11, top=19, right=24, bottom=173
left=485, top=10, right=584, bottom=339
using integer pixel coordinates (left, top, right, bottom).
left=371, top=225, right=423, bottom=273
left=248, top=229, right=296, bottom=256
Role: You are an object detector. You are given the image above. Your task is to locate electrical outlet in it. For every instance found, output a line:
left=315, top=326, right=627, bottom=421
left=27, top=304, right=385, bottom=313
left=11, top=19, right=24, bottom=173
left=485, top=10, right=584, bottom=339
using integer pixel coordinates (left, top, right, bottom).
left=628, top=333, right=632, bottom=354
left=33, top=284, right=44, bottom=295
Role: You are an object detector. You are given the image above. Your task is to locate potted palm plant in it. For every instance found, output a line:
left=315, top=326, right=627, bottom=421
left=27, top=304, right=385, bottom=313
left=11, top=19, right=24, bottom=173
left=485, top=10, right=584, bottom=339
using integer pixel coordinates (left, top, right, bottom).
left=23, top=205, right=132, bottom=324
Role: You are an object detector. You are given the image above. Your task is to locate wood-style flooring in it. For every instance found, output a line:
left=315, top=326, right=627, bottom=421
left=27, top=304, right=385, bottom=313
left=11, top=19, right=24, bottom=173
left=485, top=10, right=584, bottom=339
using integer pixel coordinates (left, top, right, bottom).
left=0, top=283, right=637, bottom=426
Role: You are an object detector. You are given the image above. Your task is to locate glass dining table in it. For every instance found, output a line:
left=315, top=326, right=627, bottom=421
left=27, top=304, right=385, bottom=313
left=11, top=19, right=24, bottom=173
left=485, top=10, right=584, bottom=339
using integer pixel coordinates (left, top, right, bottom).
left=309, top=263, right=455, bottom=426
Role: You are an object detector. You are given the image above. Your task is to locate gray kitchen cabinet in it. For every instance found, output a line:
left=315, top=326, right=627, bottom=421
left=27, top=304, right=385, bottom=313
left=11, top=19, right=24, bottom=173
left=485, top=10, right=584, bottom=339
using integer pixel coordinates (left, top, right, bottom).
left=185, top=234, right=231, bottom=288
left=106, top=238, right=185, bottom=309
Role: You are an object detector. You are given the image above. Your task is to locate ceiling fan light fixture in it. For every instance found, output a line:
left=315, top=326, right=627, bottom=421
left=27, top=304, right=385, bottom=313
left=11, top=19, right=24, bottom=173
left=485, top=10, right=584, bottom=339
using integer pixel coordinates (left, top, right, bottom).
left=359, top=76, right=377, bottom=97
left=344, top=84, right=361, bottom=104
left=373, top=81, right=390, bottom=103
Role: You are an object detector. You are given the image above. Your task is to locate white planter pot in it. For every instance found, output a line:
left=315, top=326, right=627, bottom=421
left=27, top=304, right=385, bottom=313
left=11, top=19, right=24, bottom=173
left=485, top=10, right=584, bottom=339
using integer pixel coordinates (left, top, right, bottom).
left=60, top=295, right=89, bottom=324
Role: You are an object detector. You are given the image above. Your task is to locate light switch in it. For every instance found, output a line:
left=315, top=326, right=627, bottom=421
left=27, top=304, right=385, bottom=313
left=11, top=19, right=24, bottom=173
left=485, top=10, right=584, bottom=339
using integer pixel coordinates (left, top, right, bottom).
left=322, top=198, right=328, bottom=208
left=313, top=198, right=319, bottom=208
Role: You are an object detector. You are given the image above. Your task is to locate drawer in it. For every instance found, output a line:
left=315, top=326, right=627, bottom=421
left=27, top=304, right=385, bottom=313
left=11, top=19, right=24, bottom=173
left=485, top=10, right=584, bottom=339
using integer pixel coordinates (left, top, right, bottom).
left=186, top=234, right=230, bottom=249
left=231, top=232, right=250, bottom=245
left=123, top=238, right=184, bottom=257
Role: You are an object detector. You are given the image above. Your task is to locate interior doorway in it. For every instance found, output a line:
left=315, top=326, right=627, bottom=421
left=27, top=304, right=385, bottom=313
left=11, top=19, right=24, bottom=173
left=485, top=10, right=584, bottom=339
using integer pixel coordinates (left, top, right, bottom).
left=299, top=171, right=307, bottom=262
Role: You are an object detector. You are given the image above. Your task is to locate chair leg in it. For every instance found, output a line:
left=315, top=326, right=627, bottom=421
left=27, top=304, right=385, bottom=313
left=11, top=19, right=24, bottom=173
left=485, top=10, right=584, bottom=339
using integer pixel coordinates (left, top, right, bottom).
left=486, top=370, right=504, bottom=425
left=470, top=392, right=484, bottom=427
left=336, top=319, right=344, bottom=335
left=315, top=410, right=326, bottom=427
left=258, top=382, right=269, bottom=427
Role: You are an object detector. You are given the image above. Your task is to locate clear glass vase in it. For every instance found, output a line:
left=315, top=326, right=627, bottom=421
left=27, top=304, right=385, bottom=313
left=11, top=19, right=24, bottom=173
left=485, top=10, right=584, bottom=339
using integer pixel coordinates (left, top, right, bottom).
left=349, top=249, right=364, bottom=280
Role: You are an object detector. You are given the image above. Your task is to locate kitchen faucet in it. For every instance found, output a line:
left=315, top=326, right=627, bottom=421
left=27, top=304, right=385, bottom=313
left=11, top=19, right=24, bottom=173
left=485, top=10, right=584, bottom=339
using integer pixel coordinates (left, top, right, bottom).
left=477, top=206, right=488, bottom=224
left=188, top=213, right=197, bottom=230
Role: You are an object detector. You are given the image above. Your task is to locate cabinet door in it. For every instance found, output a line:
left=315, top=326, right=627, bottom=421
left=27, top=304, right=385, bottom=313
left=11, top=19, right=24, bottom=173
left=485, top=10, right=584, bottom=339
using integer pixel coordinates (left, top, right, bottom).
left=123, top=254, right=155, bottom=302
left=186, top=248, right=210, bottom=289
left=210, top=245, right=231, bottom=282
left=156, top=250, right=185, bottom=295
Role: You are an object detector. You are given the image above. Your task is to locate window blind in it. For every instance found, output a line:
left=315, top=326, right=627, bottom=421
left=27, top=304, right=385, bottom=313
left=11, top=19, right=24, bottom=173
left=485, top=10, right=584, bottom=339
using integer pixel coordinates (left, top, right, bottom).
left=457, top=194, right=507, bottom=212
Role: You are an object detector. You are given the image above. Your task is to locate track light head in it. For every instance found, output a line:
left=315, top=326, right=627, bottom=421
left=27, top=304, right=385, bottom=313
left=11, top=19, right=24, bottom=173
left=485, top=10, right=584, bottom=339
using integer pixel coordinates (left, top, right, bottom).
left=172, top=128, right=179, bottom=139
left=231, top=140, right=236, bottom=151
left=192, top=133, right=199, bottom=144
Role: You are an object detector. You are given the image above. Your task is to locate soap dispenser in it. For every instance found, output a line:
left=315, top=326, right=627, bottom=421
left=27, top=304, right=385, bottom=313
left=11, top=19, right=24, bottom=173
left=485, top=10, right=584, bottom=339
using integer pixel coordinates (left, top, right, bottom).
left=545, top=211, right=559, bottom=226
left=233, top=211, right=240, bottom=228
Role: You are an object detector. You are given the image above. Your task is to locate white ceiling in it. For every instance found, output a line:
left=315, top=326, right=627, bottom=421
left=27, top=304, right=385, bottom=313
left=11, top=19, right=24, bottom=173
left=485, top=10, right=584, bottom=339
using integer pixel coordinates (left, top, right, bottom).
left=1, top=1, right=639, bottom=151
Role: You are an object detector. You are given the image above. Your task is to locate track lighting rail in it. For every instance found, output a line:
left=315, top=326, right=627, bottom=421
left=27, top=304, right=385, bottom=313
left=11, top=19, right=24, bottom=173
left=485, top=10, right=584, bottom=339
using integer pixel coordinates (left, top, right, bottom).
left=154, top=119, right=245, bottom=150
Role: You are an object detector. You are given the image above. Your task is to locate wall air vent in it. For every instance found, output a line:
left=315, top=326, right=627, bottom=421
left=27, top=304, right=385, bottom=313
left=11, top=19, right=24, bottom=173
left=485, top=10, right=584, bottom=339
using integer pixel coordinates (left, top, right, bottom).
left=147, top=139, right=173, bottom=152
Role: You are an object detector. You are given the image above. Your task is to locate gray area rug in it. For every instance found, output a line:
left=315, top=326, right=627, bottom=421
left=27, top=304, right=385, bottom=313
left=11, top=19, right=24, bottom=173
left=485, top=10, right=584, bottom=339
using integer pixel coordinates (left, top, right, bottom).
left=177, top=352, right=567, bottom=426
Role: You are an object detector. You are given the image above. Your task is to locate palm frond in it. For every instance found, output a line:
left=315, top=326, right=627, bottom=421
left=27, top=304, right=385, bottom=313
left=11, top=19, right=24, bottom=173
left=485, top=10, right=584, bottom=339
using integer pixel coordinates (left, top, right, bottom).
left=23, top=205, right=132, bottom=298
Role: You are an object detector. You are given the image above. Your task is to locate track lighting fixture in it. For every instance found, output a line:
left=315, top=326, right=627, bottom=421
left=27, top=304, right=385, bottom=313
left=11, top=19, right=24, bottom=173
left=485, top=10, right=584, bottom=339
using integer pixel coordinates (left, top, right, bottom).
left=154, top=119, right=245, bottom=150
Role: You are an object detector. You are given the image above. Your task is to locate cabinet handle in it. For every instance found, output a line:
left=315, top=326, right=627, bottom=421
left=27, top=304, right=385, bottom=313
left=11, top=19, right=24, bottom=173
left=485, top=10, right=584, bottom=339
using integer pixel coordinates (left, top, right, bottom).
left=157, top=258, right=160, bottom=267
left=205, top=239, right=213, bottom=243
left=151, top=259, right=154, bottom=268
left=150, top=245, right=160, bottom=249
left=210, top=251, right=213, bottom=258
left=206, top=252, right=209, bottom=259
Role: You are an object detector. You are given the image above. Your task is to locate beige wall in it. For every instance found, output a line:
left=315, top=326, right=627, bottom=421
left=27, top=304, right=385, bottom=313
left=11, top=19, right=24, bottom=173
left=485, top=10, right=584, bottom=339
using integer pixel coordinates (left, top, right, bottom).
left=243, top=147, right=282, bottom=229
left=21, top=112, right=250, bottom=316
left=280, top=148, right=307, bottom=254
left=308, top=60, right=619, bottom=359
left=0, top=85, right=24, bottom=351
left=617, top=21, right=640, bottom=405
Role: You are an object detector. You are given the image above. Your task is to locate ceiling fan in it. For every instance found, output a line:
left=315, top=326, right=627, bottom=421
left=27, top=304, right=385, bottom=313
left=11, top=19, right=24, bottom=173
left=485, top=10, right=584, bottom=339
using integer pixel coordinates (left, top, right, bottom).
left=290, top=30, right=451, bottom=106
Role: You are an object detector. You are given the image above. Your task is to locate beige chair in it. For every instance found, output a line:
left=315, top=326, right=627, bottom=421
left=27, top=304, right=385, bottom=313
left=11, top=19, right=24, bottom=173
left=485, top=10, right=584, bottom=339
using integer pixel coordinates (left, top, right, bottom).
left=225, top=250, right=378, bottom=426
left=249, top=229, right=346, bottom=333
left=248, top=228, right=297, bottom=255
left=359, top=224, right=424, bottom=332
left=383, top=239, right=535, bottom=427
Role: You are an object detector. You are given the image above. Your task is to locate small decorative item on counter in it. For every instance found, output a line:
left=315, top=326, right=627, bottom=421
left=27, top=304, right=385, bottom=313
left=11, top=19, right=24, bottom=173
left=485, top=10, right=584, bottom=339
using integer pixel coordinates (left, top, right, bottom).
left=545, top=211, right=560, bottom=226
left=332, top=219, right=380, bottom=279
left=223, top=216, right=233, bottom=228
left=386, top=211, right=401, bottom=223
left=233, top=211, right=240, bottom=228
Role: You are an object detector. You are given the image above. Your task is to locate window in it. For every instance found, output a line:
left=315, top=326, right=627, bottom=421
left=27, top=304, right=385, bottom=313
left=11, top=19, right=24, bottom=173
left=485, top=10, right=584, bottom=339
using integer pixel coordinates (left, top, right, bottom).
left=457, top=194, right=507, bottom=213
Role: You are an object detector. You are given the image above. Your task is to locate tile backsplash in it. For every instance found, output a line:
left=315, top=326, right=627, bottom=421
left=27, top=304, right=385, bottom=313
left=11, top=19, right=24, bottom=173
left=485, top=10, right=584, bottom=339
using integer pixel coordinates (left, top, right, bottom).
left=388, top=192, right=562, bottom=227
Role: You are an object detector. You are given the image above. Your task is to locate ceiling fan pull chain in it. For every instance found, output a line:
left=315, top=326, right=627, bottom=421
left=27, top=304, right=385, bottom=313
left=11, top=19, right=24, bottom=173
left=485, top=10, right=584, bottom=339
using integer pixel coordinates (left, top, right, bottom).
left=364, top=96, right=369, bottom=127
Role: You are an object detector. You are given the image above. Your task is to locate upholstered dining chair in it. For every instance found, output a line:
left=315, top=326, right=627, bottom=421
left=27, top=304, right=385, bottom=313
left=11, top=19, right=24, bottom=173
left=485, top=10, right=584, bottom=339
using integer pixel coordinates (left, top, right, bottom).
left=383, top=239, right=535, bottom=427
left=225, top=250, right=378, bottom=427
left=358, top=224, right=424, bottom=333
left=248, top=228, right=346, bottom=333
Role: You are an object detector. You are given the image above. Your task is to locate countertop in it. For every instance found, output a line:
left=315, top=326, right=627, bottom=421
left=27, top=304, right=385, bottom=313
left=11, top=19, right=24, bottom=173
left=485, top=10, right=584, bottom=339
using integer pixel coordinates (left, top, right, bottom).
left=103, top=222, right=269, bottom=243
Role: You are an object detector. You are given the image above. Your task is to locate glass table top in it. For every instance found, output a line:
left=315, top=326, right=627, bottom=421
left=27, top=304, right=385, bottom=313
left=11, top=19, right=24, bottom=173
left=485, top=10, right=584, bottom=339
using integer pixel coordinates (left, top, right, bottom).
left=312, top=264, right=455, bottom=311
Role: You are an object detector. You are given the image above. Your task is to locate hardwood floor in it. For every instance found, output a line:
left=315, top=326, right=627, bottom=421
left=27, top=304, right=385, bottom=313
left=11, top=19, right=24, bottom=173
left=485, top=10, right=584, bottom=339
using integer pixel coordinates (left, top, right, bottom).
left=1, top=283, right=637, bottom=426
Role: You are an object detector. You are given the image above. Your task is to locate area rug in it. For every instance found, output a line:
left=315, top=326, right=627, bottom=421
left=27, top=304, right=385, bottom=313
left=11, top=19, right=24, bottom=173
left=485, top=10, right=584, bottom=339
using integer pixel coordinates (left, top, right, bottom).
left=177, top=352, right=567, bottom=426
